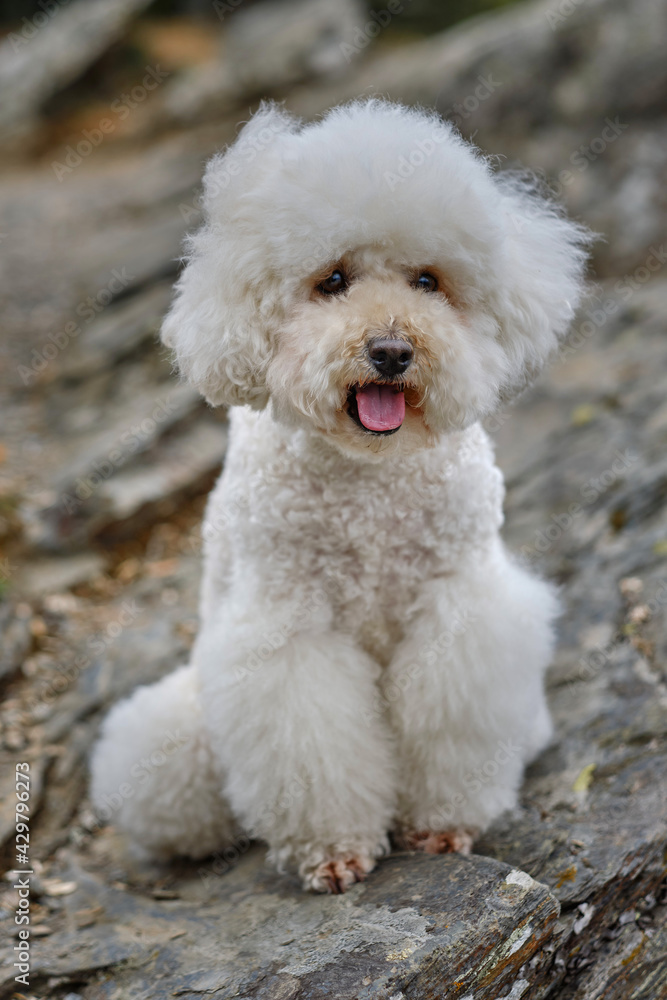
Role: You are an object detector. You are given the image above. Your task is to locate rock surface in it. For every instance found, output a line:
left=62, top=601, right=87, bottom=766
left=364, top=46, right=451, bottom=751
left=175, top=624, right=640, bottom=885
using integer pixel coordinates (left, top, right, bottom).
left=0, top=848, right=562, bottom=999
left=0, top=0, right=666, bottom=997
left=0, top=0, right=155, bottom=150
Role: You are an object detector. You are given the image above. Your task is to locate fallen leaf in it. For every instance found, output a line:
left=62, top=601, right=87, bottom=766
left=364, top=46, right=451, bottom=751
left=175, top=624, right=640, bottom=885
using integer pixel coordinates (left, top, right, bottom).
left=571, top=404, right=596, bottom=426
left=573, top=763, right=597, bottom=793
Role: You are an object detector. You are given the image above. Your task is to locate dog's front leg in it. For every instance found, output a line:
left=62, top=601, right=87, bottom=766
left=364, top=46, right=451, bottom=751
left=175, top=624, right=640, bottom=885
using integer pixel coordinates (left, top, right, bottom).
left=194, top=598, right=395, bottom=893
left=383, top=543, right=557, bottom=853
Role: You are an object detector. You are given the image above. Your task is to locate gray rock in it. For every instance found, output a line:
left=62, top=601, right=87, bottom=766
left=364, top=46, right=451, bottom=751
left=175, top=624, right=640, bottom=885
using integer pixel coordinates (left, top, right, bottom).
left=227, top=0, right=367, bottom=91
left=0, top=0, right=666, bottom=994
left=0, top=603, right=32, bottom=682
left=57, top=282, right=174, bottom=382
left=0, top=0, right=154, bottom=150
left=160, top=0, right=367, bottom=126
left=24, top=409, right=226, bottom=550
left=14, top=553, right=106, bottom=599
left=0, top=847, right=560, bottom=999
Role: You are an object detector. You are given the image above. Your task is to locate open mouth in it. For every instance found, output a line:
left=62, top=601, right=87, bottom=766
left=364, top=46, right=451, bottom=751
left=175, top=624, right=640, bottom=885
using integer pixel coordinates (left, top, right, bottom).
left=347, top=383, right=406, bottom=435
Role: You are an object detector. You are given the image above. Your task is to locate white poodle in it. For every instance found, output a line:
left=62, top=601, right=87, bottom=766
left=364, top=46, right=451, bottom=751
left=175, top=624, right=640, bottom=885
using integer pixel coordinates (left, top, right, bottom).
left=91, top=100, right=590, bottom=893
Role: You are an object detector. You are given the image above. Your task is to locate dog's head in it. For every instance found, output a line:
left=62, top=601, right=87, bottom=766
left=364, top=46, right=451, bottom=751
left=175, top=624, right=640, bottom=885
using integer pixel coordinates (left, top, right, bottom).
left=162, top=100, right=591, bottom=457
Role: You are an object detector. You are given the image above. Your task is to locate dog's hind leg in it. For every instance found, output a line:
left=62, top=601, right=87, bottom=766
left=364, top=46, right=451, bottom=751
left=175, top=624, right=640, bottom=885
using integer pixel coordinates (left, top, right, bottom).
left=384, top=540, right=557, bottom=851
left=90, top=663, right=238, bottom=860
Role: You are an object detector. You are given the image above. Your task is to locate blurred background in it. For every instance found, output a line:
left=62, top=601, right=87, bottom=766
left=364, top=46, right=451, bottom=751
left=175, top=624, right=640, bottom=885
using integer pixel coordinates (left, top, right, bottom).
left=0, top=0, right=666, bottom=997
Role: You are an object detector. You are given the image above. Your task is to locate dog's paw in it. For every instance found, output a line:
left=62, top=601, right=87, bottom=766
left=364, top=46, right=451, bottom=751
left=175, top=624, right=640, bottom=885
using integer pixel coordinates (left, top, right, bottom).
left=301, top=851, right=376, bottom=894
left=398, top=827, right=476, bottom=855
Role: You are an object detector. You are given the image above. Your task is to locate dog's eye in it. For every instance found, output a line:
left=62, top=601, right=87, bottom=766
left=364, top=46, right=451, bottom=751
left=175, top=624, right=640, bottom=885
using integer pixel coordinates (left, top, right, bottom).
left=317, top=269, right=347, bottom=295
left=414, top=272, right=438, bottom=292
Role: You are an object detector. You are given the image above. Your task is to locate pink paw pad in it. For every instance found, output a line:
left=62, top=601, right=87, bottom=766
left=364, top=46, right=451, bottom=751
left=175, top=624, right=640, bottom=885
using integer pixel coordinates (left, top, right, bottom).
left=401, top=828, right=475, bottom=855
left=305, top=854, right=375, bottom=894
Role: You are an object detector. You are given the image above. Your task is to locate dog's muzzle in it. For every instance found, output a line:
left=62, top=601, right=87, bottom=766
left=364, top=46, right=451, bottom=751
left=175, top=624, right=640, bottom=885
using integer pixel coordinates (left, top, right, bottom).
left=344, top=337, right=412, bottom=435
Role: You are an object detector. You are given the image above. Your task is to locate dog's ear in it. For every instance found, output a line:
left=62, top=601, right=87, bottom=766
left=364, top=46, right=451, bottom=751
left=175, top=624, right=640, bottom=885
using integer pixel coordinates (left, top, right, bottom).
left=490, top=173, right=594, bottom=402
left=161, top=103, right=298, bottom=408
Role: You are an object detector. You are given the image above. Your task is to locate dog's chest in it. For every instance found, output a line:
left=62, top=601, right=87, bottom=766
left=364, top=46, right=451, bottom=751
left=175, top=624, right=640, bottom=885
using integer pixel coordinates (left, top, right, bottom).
left=308, top=471, right=445, bottom=659
left=218, top=413, right=503, bottom=662
left=230, top=424, right=498, bottom=655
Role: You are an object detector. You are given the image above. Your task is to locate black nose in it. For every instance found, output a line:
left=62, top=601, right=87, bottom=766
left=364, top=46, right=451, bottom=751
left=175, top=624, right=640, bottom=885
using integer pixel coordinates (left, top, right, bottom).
left=367, top=337, right=413, bottom=377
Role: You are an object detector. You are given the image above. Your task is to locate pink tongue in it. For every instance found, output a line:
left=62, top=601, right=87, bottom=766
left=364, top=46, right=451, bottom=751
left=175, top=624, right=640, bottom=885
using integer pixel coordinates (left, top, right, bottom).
left=355, top=384, right=405, bottom=432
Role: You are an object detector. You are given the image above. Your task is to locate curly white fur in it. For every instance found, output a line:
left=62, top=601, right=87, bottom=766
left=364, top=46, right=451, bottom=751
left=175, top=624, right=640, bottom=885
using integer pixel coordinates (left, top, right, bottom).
left=91, top=100, right=591, bottom=892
